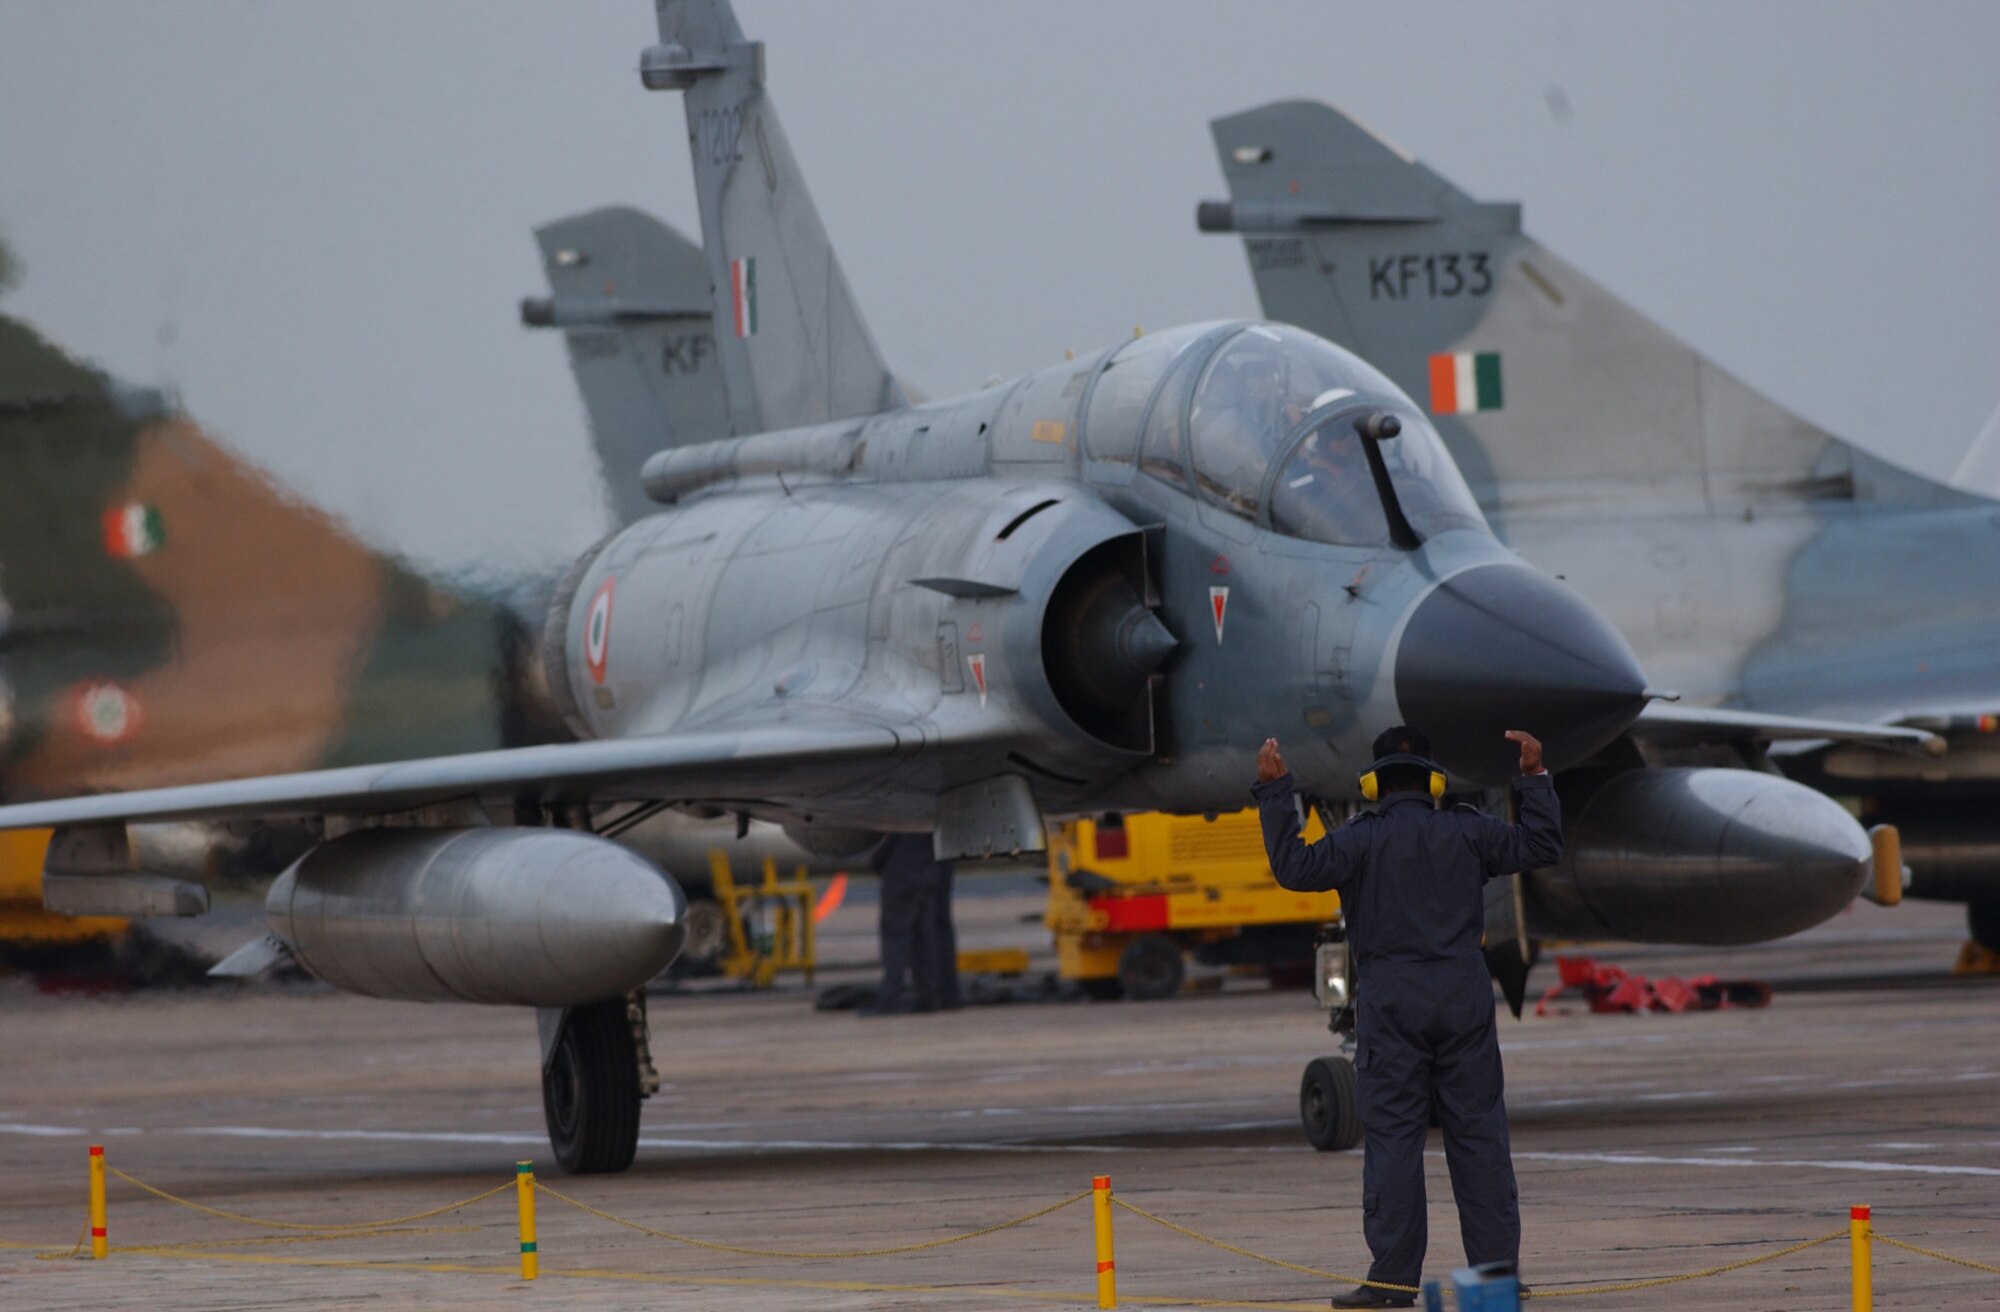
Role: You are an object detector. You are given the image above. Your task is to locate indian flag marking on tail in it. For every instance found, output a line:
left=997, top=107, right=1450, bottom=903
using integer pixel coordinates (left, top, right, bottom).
left=730, top=257, right=758, bottom=338
left=1427, top=352, right=1502, bottom=414
left=102, top=503, right=165, bottom=558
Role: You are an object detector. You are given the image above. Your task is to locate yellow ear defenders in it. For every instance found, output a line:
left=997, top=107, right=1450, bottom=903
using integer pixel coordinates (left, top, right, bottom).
left=1358, top=753, right=1447, bottom=802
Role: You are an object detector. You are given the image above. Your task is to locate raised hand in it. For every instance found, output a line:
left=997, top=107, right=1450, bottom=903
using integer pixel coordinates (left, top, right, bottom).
left=1257, top=737, right=1288, bottom=783
left=1504, top=729, right=1543, bottom=775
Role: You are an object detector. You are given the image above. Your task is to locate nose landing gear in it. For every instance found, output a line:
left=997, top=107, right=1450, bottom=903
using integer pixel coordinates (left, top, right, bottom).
left=1300, top=922, right=1362, bottom=1151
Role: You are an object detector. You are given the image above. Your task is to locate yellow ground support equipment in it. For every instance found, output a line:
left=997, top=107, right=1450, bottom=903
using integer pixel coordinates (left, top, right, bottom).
left=955, top=947, right=1031, bottom=977
left=0, top=828, right=128, bottom=963
left=705, top=851, right=817, bottom=988
left=1046, top=808, right=1340, bottom=999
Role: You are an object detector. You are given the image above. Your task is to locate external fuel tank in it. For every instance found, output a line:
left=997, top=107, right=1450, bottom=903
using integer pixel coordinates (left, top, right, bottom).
left=265, top=827, right=685, bottom=1006
left=1526, top=768, right=1873, bottom=945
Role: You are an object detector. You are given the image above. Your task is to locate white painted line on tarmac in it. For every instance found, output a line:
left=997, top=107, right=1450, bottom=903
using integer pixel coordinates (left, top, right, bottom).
left=0, top=1121, right=1145, bottom=1155
left=1508, top=1149, right=2000, bottom=1178
left=0, top=1123, right=84, bottom=1136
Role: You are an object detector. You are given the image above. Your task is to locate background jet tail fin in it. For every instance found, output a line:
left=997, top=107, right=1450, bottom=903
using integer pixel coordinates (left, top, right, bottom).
left=1201, top=100, right=1879, bottom=518
left=522, top=206, right=731, bottom=526
left=644, top=0, right=903, bottom=435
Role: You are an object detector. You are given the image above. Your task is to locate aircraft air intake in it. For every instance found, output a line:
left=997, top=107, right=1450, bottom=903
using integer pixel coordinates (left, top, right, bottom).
left=1041, top=535, right=1175, bottom=755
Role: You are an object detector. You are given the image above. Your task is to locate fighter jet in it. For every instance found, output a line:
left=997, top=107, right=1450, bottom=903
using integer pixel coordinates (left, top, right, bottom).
left=1197, top=100, right=2000, bottom=959
left=0, top=1, right=1923, bottom=1174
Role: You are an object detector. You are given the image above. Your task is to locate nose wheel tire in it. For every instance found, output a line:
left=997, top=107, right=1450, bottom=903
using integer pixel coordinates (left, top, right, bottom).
left=1300, top=1055, right=1361, bottom=1151
left=542, top=998, right=642, bottom=1174
left=1117, top=933, right=1186, bottom=1001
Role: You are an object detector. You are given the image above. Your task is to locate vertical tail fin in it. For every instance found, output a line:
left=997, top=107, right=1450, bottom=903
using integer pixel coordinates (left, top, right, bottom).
left=521, top=205, right=732, bottom=525
left=1199, top=100, right=1860, bottom=518
left=642, top=0, right=903, bottom=435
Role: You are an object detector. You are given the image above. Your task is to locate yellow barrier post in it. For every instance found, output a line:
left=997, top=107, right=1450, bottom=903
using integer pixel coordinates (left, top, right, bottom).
left=1849, top=1205, right=1871, bottom=1311
left=87, top=1144, right=107, bottom=1259
left=516, top=1161, right=539, bottom=1280
left=1092, top=1174, right=1116, bottom=1309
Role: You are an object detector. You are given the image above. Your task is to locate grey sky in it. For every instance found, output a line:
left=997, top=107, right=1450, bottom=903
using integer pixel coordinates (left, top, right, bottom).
left=1, top=1, right=1994, bottom=576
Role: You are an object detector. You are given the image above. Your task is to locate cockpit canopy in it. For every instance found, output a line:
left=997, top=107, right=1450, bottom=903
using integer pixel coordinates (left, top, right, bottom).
left=1083, top=322, right=1486, bottom=545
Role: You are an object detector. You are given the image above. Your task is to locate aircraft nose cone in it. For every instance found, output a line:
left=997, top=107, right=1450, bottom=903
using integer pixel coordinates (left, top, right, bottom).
left=1394, top=562, right=1648, bottom=785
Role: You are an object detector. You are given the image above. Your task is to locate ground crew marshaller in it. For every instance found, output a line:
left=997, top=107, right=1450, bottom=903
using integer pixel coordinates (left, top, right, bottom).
left=1252, top=725, right=1561, bottom=1308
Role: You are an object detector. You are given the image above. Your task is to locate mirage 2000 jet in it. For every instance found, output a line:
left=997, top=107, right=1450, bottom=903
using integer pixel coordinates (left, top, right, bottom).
left=0, top=1, right=1924, bottom=1174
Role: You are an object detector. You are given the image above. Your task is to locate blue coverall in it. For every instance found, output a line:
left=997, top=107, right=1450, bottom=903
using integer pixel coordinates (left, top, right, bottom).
left=871, top=834, right=959, bottom=1012
left=1252, top=771, right=1562, bottom=1288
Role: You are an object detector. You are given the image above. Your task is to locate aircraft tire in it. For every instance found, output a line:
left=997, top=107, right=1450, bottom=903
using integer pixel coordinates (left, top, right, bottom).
left=1117, top=934, right=1185, bottom=1001
left=1969, top=899, right=2000, bottom=954
left=542, top=998, right=641, bottom=1174
left=1300, top=1055, right=1361, bottom=1152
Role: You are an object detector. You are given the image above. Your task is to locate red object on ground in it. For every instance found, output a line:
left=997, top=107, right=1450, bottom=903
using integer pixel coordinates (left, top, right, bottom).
left=1533, top=954, right=1771, bottom=1016
left=1650, top=976, right=1698, bottom=1013
left=812, top=872, right=848, bottom=924
left=1598, top=975, right=1654, bottom=1013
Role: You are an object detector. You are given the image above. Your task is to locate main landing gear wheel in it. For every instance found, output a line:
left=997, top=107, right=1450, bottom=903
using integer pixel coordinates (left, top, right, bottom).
left=542, top=997, right=642, bottom=1174
left=1300, top=1055, right=1361, bottom=1152
left=1117, top=933, right=1185, bottom=1001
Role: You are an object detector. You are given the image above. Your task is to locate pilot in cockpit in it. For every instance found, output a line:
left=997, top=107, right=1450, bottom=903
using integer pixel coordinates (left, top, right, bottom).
left=1270, top=423, right=1390, bottom=546
left=1198, top=341, right=1312, bottom=513
left=1229, top=341, right=1309, bottom=439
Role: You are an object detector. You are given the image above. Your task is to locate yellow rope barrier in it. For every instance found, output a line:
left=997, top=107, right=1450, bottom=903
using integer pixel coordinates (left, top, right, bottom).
left=44, top=1153, right=2000, bottom=1301
left=1110, top=1198, right=1417, bottom=1295
left=1875, top=1231, right=2000, bottom=1277
left=1530, top=1231, right=1846, bottom=1299
left=114, top=1224, right=480, bottom=1253
left=107, top=1166, right=511, bottom=1233
left=534, top=1182, right=1091, bottom=1260
left=1111, top=1196, right=1851, bottom=1300
left=31, top=1225, right=89, bottom=1262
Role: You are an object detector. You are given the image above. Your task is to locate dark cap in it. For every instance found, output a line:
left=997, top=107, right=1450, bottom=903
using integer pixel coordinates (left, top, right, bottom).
left=1371, top=724, right=1432, bottom=761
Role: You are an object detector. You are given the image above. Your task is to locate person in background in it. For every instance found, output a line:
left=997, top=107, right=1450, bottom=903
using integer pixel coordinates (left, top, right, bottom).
left=862, top=833, right=959, bottom=1015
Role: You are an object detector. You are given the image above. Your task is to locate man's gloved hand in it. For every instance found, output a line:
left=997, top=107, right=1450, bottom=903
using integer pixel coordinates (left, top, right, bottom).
left=1257, top=737, right=1288, bottom=783
left=1505, top=729, right=1544, bottom=775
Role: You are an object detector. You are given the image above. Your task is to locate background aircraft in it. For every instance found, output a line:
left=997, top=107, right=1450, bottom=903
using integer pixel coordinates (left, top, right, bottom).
left=1197, top=100, right=2000, bottom=959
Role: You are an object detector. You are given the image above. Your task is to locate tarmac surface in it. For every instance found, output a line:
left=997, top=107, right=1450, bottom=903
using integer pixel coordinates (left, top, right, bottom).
left=1, top=887, right=1996, bottom=1310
